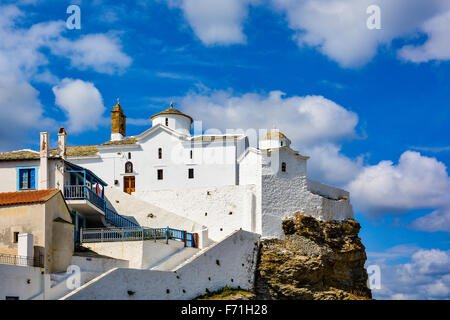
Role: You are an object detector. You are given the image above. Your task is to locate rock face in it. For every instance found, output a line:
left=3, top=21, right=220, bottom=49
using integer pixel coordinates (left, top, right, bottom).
left=254, top=212, right=372, bottom=300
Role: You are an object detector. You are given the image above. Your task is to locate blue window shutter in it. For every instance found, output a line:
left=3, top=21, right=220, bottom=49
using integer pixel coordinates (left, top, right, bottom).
left=20, top=169, right=27, bottom=189
left=30, top=169, right=35, bottom=189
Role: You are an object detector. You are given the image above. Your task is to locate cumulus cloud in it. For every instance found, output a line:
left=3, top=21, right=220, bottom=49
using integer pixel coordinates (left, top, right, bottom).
left=181, top=90, right=359, bottom=146
left=270, top=0, right=450, bottom=67
left=50, top=33, right=132, bottom=74
left=410, top=207, right=450, bottom=233
left=0, top=4, right=131, bottom=150
left=166, top=0, right=254, bottom=45
left=52, top=79, right=106, bottom=133
left=166, top=0, right=450, bottom=66
left=398, top=10, right=450, bottom=63
left=369, top=248, right=450, bottom=299
left=304, top=143, right=364, bottom=186
left=0, top=71, right=54, bottom=150
left=348, top=151, right=450, bottom=222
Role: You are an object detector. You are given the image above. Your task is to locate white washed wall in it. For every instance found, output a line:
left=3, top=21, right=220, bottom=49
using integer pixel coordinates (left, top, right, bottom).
left=82, top=239, right=186, bottom=269
left=134, top=185, right=257, bottom=242
left=62, top=230, right=260, bottom=300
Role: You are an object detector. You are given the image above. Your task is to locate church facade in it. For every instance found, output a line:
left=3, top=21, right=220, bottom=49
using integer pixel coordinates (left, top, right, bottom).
left=66, top=101, right=354, bottom=240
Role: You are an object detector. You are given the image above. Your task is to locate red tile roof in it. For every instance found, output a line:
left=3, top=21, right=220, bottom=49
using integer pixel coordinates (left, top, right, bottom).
left=0, top=189, right=60, bottom=206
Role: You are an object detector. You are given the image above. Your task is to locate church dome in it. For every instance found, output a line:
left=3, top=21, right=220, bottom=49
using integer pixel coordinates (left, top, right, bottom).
left=263, top=131, right=290, bottom=141
left=150, top=103, right=193, bottom=123
left=260, top=130, right=291, bottom=149
left=150, top=103, right=192, bottom=135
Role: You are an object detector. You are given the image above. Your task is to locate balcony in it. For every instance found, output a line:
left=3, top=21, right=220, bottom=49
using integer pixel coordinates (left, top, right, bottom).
left=64, top=185, right=105, bottom=212
left=63, top=161, right=108, bottom=226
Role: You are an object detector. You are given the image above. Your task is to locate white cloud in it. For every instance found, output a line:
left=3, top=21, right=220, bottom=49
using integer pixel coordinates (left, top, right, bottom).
left=0, top=4, right=131, bottom=150
left=181, top=90, right=359, bottom=146
left=410, top=207, right=450, bottom=233
left=398, top=11, right=450, bottom=63
left=52, top=79, right=106, bottom=133
left=370, top=248, right=450, bottom=299
left=270, top=0, right=450, bottom=67
left=50, top=33, right=132, bottom=74
left=304, top=143, right=364, bottom=186
left=348, top=151, right=450, bottom=217
left=0, top=71, right=54, bottom=150
left=166, top=0, right=254, bottom=45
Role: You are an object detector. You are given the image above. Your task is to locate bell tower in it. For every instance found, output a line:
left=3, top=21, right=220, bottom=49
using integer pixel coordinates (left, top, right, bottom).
left=111, top=98, right=126, bottom=141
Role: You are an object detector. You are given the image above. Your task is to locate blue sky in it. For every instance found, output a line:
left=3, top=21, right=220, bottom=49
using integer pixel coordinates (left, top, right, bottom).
left=0, top=0, right=449, bottom=299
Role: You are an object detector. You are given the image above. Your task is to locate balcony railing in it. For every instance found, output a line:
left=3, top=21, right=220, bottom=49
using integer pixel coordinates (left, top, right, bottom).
left=0, top=253, right=44, bottom=268
left=64, top=185, right=106, bottom=212
left=81, top=227, right=198, bottom=247
left=104, top=207, right=140, bottom=229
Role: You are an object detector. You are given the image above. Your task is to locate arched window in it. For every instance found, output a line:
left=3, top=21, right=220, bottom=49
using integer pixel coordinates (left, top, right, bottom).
left=281, top=162, right=287, bottom=173
left=158, top=148, right=162, bottom=159
left=165, top=118, right=169, bottom=126
left=128, top=152, right=131, bottom=159
left=125, top=161, right=133, bottom=173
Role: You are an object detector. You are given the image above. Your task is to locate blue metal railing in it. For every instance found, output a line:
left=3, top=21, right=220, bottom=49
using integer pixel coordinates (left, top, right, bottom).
left=81, top=226, right=197, bottom=247
left=104, top=207, right=140, bottom=229
left=64, top=185, right=106, bottom=212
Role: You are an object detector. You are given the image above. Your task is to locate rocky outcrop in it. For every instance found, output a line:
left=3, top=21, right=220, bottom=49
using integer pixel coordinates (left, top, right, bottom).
left=254, top=212, right=372, bottom=300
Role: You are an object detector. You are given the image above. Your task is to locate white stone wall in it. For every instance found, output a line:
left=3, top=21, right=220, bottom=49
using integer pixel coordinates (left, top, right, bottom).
left=0, top=159, right=64, bottom=193
left=0, top=264, right=43, bottom=300
left=72, top=129, right=241, bottom=192
left=62, top=230, right=260, bottom=300
left=82, top=239, right=186, bottom=269
left=134, top=185, right=257, bottom=242
left=307, top=179, right=349, bottom=200
left=71, top=255, right=129, bottom=273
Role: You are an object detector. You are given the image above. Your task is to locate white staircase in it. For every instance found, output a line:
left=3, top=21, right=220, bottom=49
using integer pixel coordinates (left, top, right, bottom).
left=149, top=246, right=199, bottom=271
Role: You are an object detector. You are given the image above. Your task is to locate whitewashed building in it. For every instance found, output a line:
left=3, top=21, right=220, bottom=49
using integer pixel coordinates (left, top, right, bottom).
left=65, top=101, right=354, bottom=240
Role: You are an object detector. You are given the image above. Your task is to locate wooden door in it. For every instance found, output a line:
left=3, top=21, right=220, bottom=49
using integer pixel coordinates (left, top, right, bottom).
left=123, top=176, right=135, bottom=194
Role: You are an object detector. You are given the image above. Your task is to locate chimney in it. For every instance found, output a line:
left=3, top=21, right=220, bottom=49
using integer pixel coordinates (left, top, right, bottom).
left=111, top=98, right=126, bottom=141
left=39, top=132, right=49, bottom=190
left=58, top=128, right=67, bottom=159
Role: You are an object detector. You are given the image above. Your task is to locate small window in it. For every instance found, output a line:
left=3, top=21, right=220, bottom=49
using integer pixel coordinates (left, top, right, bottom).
left=18, top=168, right=36, bottom=190
left=13, top=232, right=19, bottom=243
left=190, top=150, right=193, bottom=159
left=165, top=118, right=169, bottom=126
left=157, top=169, right=163, bottom=180
left=158, top=148, right=162, bottom=159
left=281, top=162, right=287, bottom=173
left=188, top=168, right=194, bottom=179
left=125, top=162, right=133, bottom=173
left=281, top=141, right=283, bottom=146
left=128, top=152, right=131, bottom=159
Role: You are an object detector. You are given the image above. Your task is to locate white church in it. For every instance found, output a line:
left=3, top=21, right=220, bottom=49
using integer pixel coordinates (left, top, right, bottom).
left=68, top=100, right=354, bottom=241
left=0, top=99, right=355, bottom=300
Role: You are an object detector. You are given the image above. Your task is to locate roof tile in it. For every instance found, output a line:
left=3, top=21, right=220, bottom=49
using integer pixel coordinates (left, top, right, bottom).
left=0, top=189, right=60, bottom=206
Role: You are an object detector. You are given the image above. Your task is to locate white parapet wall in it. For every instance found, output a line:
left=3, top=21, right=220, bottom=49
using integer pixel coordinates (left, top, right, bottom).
left=81, top=239, right=186, bottom=269
left=62, top=230, right=260, bottom=300
left=261, top=175, right=354, bottom=239
left=306, top=179, right=349, bottom=200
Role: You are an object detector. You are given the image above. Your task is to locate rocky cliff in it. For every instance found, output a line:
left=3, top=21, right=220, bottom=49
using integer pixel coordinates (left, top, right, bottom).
left=254, top=212, right=372, bottom=300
